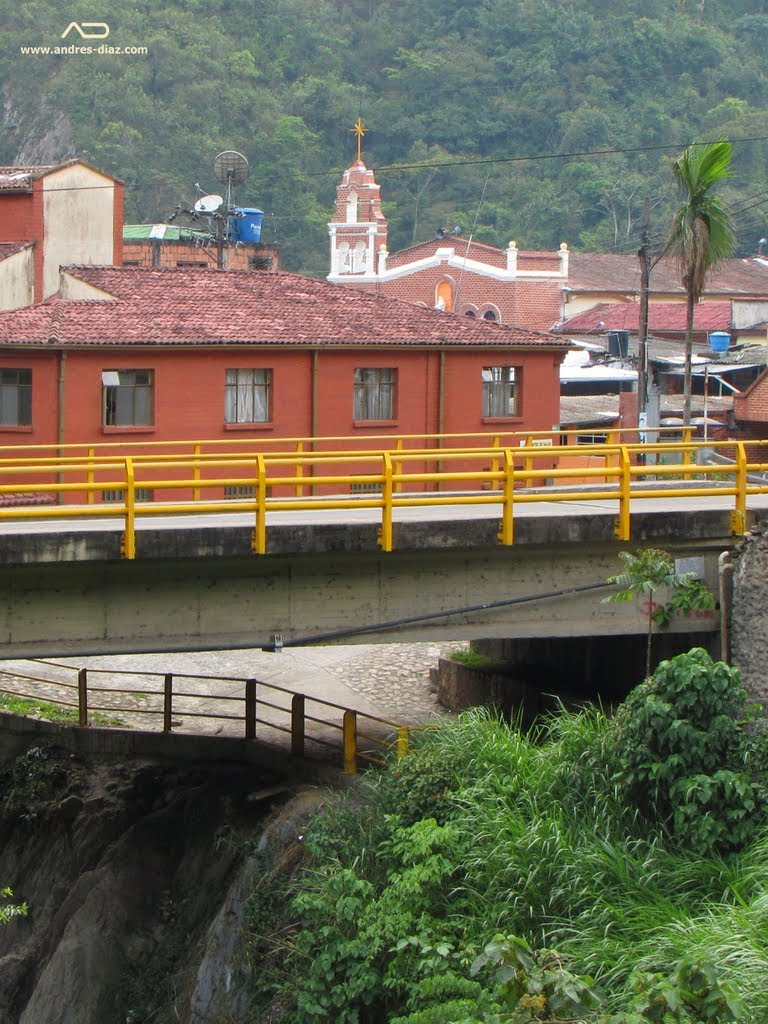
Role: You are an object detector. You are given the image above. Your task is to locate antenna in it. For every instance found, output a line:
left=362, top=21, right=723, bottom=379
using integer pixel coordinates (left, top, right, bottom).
left=165, top=150, right=254, bottom=269
left=194, top=194, right=224, bottom=213
left=214, top=150, right=249, bottom=209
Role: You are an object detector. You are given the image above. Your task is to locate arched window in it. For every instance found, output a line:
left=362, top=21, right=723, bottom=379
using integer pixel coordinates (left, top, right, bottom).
left=436, top=280, right=453, bottom=312
left=351, top=240, right=367, bottom=272
left=346, top=191, right=359, bottom=224
left=483, top=309, right=497, bottom=321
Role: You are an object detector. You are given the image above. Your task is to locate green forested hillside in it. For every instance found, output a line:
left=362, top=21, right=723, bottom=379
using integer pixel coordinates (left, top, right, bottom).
left=2, top=0, right=768, bottom=273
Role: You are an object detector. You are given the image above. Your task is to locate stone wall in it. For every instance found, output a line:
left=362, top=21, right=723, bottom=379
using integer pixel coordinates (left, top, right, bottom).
left=731, top=529, right=768, bottom=704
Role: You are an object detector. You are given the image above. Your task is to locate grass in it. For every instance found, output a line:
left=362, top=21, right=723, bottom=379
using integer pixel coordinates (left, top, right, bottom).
left=447, top=648, right=508, bottom=672
left=0, top=690, right=125, bottom=728
left=253, top=705, right=768, bottom=1022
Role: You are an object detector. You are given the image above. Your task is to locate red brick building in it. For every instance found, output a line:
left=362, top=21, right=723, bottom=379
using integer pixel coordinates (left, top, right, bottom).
left=327, top=159, right=568, bottom=330
left=327, top=158, right=768, bottom=335
left=122, top=224, right=279, bottom=272
left=0, top=161, right=123, bottom=309
left=0, top=267, right=569, bottom=493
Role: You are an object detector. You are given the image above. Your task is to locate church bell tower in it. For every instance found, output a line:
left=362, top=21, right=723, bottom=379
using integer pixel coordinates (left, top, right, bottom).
left=327, top=119, right=387, bottom=282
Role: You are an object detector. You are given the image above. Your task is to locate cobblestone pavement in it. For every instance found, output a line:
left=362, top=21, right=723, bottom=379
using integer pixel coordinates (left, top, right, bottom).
left=0, top=640, right=468, bottom=739
left=319, top=640, right=466, bottom=721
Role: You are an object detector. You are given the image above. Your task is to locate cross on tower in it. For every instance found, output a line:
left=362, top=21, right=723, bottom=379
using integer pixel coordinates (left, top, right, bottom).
left=350, top=118, right=368, bottom=162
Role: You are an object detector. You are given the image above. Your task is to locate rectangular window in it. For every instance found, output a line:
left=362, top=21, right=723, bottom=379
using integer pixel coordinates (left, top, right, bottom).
left=482, top=366, right=519, bottom=418
left=576, top=433, right=608, bottom=445
left=354, top=367, right=396, bottom=420
left=103, top=370, right=153, bottom=426
left=102, top=488, right=154, bottom=502
left=0, top=369, right=31, bottom=426
left=224, top=485, right=256, bottom=499
left=225, top=368, right=272, bottom=423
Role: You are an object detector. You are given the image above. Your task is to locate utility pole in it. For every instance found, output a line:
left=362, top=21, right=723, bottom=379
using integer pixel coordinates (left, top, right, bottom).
left=637, top=198, right=651, bottom=430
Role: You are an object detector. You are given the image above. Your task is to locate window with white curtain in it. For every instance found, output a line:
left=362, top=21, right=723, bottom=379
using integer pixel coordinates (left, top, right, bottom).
left=225, top=368, right=272, bottom=423
left=482, top=366, right=519, bottom=417
left=354, top=367, right=396, bottom=420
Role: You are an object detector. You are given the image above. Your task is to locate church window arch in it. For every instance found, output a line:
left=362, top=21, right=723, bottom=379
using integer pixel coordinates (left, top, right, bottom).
left=346, top=191, right=359, bottom=224
left=436, top=280, right=454, bottom=312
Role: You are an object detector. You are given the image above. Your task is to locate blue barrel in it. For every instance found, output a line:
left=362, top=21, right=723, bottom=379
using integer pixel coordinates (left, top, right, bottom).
left=230, top=208, right=264, bottom=243
left=709, top=332, right=730, bottom=352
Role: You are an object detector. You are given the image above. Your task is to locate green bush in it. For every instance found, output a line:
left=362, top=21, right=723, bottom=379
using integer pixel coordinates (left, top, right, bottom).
left=615, top=648, right=758, bottom=854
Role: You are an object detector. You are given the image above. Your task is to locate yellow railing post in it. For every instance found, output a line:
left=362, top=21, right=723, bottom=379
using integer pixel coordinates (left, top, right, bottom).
left=343, top=710, right=358, bottom=774
left=615, top=446, right=631, bottom=541
left=393, top=438, right=403, bottom=494
left=397, top=727, right=409, bottom=759
left=682, top=427, right=694, bottom=465
left=252, top=454, right=267, bottom=554
left=291, top=694, right=305, bottom=757
left=378, top=451, right=393, bottom=552
left=78, top=668, right=88, bottom=726
left=245, top=678, right=257, bottom=739
left=87, top=447, right=95, bottom=504
left=524, top=434, right=534, bottom=487
left=497, top=448, right=515, bottom=546
left=163, top=674, right=173, bottom=732
left=192, top=443, right=201, bottom=501
left=121, top=457, right=136, bottom=559
left=294, top=441, right=305, bottom=497
left=489, top=434, right=501, bottom=482
left=732, top=442, right=748, bottom=535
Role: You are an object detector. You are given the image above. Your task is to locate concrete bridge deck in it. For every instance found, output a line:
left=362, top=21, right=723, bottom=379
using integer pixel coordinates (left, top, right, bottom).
left=0, top=492, right=763, bottom=659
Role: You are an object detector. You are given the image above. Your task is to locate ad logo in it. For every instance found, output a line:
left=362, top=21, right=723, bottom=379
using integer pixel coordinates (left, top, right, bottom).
left=61, top=22, right=110, bottom=39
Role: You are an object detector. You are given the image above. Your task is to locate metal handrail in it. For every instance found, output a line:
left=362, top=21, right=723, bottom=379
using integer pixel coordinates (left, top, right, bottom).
left=0, top=661, right=412, bottom=774
left=0, top=437, right=765, bottom=555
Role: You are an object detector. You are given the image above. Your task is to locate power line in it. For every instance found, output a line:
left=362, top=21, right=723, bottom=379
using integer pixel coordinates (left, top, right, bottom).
left=253, top=134, right=768, bottom=185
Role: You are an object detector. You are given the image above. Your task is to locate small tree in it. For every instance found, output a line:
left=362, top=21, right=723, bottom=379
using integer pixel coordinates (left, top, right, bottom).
left=615, top=648, right=758, bottom=855
left=603, top=548, right=714, bottom=679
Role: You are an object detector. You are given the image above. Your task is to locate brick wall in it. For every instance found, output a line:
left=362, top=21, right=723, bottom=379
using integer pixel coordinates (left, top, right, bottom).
left=122, top=240, right=278, bottom=271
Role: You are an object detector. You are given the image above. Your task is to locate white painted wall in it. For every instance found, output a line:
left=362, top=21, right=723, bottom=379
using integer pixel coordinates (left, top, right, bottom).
left=0, top=248, right=34, bottom=310
left=43, top=164, right=115, bottom=300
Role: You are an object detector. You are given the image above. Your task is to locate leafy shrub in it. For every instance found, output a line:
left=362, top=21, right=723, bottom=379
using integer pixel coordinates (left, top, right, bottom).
left=611, top=958, right=745, bottom=1023
left=615, top=648, right=758, bottom=854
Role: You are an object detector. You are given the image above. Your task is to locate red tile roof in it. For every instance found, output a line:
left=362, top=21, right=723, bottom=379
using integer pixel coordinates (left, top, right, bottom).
left=0, top=160, right=121, bottom=191
left=389, top=236, right=509, bottom=269
left=0, top=163, right=70, bottom=191
left=0, top=241, right=32, bottom=260
left=568, top=253, right=768, bottom=297
left=0, top=266, right=570, bottom=349
left=387, top=235, right=562, bottom=272
left=554, top=301, right=732, bottom=334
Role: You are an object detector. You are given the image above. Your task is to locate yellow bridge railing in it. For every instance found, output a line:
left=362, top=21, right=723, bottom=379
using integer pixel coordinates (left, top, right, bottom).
left=0, top=661, right=411, bottom=774
left=0, top=430, right=764, bottom=557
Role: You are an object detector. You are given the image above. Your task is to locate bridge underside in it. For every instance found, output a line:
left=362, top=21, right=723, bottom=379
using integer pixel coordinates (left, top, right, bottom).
left=0, top=517, right=728, bottom=658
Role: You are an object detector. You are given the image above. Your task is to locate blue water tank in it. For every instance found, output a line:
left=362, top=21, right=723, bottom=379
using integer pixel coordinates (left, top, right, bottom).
left=230, top=208, right=264, bottom=243
left=709, top=332, right=731, bottom=353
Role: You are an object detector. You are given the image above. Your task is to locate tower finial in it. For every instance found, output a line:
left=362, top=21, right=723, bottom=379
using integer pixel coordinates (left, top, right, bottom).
left=350, top=117, right=368, bottom=162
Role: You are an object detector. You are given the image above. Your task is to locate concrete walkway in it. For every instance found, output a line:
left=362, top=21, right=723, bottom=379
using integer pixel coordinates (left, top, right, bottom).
left=0, top=641, right=464, bottom=759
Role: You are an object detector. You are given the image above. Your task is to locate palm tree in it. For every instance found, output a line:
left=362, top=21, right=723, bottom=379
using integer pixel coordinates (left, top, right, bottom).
left=665, top=141, right=735, bottom=427
left=603, top=548, right=713, bottom=679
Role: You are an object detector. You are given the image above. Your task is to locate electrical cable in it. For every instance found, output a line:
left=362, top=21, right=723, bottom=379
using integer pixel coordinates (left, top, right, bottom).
left=263, top=580, right=616, bottom=650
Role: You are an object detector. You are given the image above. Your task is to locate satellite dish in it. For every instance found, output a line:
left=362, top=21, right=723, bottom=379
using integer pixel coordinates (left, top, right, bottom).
left=194, top=194, right=224, bottom=213
left=213, top=151, right=249, bottom=186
